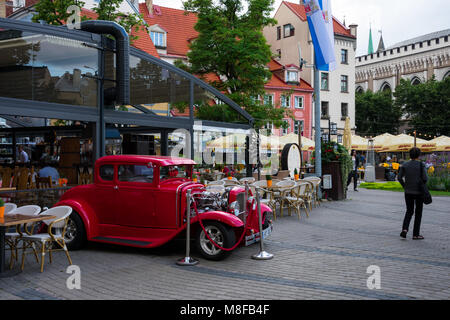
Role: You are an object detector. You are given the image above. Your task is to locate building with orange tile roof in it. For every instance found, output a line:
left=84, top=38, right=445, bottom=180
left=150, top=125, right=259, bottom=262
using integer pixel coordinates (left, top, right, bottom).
left=263, top=1, right=358, bottom=142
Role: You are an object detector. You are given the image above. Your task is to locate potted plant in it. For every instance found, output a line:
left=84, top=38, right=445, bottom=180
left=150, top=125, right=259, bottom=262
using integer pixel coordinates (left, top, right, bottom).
left=266, top=174, right=272, bottom=188
left=294, top=168, right=299, bottom=181
left=192, top=174, right=198, bottom=183
left=227, top=172, right=233, bottom=180
left=0, top=198, right=5, bottom=219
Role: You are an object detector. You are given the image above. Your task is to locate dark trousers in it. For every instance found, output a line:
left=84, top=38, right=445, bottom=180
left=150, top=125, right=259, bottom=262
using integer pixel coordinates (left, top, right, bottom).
left=347, top=170, right=358, bottom=190
left=402, top=193, right=424, bottom=236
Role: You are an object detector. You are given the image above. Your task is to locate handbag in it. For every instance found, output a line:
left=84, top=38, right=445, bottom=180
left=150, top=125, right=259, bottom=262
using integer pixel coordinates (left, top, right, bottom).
left=419, top=162, right=432, bottom=205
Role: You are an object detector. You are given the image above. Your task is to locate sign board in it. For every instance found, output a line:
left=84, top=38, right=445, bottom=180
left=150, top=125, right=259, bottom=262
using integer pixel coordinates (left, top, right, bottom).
left=322, top=174, right=332, bottom=189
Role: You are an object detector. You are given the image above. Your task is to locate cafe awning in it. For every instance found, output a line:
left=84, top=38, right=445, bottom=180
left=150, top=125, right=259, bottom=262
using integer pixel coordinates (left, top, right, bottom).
left=429, top=135, right=450, bottom=152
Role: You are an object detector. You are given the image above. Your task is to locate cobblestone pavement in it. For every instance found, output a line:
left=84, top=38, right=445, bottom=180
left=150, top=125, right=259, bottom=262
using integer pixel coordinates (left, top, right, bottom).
left=1, top=188, right=449, bottom=300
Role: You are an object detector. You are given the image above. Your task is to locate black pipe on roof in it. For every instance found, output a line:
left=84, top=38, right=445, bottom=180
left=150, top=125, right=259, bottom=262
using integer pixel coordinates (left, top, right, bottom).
left=80, top=20, right=130, bottom=105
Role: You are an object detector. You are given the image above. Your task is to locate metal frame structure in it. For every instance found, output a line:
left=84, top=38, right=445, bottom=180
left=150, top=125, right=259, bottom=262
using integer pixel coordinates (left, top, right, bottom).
left=0, top=18, right=254, bottom=162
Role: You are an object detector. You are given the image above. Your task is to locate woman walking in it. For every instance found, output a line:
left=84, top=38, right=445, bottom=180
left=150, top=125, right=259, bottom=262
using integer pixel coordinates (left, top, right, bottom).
left=346, top=150, right=360, bottom=192
left=397, top=147, right=428, bottom=240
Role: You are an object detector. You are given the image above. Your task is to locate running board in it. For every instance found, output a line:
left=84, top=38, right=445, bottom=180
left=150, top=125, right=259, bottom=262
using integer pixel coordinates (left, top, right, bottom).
left=92, top=236, right=152, bottom=247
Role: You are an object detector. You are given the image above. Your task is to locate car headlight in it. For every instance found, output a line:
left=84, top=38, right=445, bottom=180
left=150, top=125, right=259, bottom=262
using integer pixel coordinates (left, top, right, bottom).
left=229, top=201, right=240, bottom=216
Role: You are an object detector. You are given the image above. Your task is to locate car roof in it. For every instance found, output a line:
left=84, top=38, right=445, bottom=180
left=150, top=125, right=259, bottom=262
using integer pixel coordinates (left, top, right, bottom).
left=96, top=155, right=197, bottom=166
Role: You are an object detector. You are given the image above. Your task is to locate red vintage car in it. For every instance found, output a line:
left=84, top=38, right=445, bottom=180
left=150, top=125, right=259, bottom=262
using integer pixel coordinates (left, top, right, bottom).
left=55, top=155, right=273, bottom=260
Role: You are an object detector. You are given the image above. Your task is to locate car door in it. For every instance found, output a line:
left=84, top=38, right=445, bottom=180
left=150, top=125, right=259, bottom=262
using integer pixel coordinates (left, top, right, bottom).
left=115, top=163, right=156, bottom=228
left=93, top=163, right=119, bottom=225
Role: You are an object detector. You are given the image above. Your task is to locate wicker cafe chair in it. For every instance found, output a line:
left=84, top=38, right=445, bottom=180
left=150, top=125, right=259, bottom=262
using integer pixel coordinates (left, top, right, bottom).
left=5, top=205, right=42, bottom=269
left=282, top=182, right=309, bottom=220
left=4, top=203, right=17, bottom=214
left=302, top=180, right=315, bottom=212
left=36, top=176, right=53, bottom=189
left=303, top=177, right=322, bottom=207
left=275, top=180, right=296, bottom=217
left=1, top=167, right=12, bottom=188
left=21, top=206, right=73, bottom=273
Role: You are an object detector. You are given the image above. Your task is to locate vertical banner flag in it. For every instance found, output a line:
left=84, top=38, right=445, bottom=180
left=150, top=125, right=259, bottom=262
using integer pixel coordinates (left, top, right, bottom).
left=303, top=0, right=336, bottom=71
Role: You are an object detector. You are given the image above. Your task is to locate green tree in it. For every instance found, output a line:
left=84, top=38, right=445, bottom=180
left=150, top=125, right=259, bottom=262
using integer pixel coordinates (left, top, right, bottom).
left=177, top=0, right=289, bottom=129
left=32, top=0, right=146, bottom=42
left=394, top=77, right=450, bottom=137
left=355, top=90, right=402, bottom=137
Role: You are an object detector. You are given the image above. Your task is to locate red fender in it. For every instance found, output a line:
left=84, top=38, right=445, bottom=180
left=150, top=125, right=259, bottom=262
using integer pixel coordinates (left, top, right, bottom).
left=260, top=203, right=272, bottom=215
left=55, top=199, right=99, bottom=239
left=190, top=211, right=244, bottom=228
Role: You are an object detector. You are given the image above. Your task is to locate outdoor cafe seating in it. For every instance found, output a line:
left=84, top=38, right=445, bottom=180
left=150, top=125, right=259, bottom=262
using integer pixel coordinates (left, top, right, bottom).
left=1, top=203, right=73, bottom=274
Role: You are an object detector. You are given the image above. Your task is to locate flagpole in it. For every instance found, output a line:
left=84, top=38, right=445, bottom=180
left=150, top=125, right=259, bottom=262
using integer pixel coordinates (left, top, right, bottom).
left=314, top=54, right=322, bottom=196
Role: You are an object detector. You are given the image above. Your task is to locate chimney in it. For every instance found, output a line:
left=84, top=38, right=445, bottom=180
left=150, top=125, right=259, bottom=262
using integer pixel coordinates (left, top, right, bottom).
left=0, top=0, right=6, bottom=18
left=349, top=24, right=358, bottom=38
left=73, top=69, right=81, bottom=89
left=145, top=0, right=153, bottom=15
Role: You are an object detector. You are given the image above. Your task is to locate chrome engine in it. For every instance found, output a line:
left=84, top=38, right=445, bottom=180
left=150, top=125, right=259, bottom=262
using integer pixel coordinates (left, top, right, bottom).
left=193, top=190, right=229, bottom=213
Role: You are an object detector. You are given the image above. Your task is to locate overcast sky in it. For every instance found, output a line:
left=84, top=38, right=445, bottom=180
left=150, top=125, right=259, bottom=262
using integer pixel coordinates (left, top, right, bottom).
left=152, top=0, right=450, bottom=57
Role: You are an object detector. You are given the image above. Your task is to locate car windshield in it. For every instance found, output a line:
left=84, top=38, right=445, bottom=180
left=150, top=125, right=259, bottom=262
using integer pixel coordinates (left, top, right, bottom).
left=159, top=165, right=192, bottom=181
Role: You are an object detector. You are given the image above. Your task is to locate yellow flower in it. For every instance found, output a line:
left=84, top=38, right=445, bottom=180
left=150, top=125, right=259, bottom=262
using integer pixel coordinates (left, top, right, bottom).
left=428, top=166, right=435, bottom=174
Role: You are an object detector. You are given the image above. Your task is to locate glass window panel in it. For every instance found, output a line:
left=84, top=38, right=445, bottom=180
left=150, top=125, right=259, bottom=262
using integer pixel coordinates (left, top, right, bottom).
left=99, top=165, right=114, bottom=181
left=118, top=164, right=154, bottom=183
left=0, top=29, right=98, bottom=107
left=193, top=83, right=246, bottom=124
left=129, top=55, right=190, bottom=118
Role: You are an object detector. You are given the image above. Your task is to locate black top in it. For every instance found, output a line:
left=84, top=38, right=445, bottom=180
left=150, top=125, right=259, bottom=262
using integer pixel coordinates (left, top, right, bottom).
left=397, top=160, right=428, bottom=195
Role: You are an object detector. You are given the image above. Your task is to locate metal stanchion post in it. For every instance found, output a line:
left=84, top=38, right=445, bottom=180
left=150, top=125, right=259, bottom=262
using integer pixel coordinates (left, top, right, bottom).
left=252, top=188, right=273, bottom=260
left=176, top=189, right=199, bottom=266
left=243, top=181, right=249, bottom=226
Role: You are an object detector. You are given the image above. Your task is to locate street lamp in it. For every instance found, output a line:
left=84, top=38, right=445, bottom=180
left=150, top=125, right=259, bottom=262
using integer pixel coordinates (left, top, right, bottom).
left=337, top=134, right=343, bottom=144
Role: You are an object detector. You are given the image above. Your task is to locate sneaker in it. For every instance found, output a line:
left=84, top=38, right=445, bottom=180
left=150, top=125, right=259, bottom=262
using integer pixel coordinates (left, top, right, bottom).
left=413, top=235, right=424, bottom=240
left=400, top=230, right=407, bottom=238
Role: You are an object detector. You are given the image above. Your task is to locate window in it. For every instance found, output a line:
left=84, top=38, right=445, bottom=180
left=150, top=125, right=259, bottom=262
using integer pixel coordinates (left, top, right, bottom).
left=294, top=96, right=304, bottom=109
left=321, top=101, right=329, bottom=119
left=321, top=73, right=329, bottom=90
left=341, top=49, right=348, bottom=64
left=265, top=122, right=273, bottom=133
left=118, top=165, right=153, bottom=183
left=294, top=120, right=304, bottom=135
left=419, top=42, right=423, bottom=48
left=264, top=94, right=274, bottom=106
left=277, top=26, right=281, bottom=40
left=436, top=38, right=440, bottom=44
left=251, top=95, right=261, bottom=104
left=99, top=165, right=114, bottom=181
left=281, top=95, right=291, bottom=108
left=0, top=29, right=99, bottom=107
left=283, top=24, right=294, bottom=38
left=150, top=31, right=165, bottom=47
left=340, top=75, right=348, bottom=92
left=286, top=71, right=298, bottom=83
left=160, top=165, right=191, bottom=181
left=276, top=49, right=281, bottom=59
left=341, top=103, right=348, bottom=118
left=282, top=120, right=290, bottom=135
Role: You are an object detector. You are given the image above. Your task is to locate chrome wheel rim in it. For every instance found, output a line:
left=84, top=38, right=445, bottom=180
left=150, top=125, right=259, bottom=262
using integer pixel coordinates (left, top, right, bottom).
left=64, top=218, right=77, bottom=243
left=200, top=225, right=224, bottom=256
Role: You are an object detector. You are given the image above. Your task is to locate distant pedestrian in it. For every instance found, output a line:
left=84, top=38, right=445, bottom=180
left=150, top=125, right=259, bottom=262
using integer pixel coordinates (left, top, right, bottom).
left=398, top=147, right=428, bottom=240
left=18, top=145, right=29, bottom=163
left=347, top=149, right=360, bottom=192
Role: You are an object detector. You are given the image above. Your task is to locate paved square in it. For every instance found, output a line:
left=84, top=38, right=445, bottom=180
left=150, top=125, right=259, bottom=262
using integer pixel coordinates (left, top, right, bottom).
left=1, top=188, right=449, bottom=300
